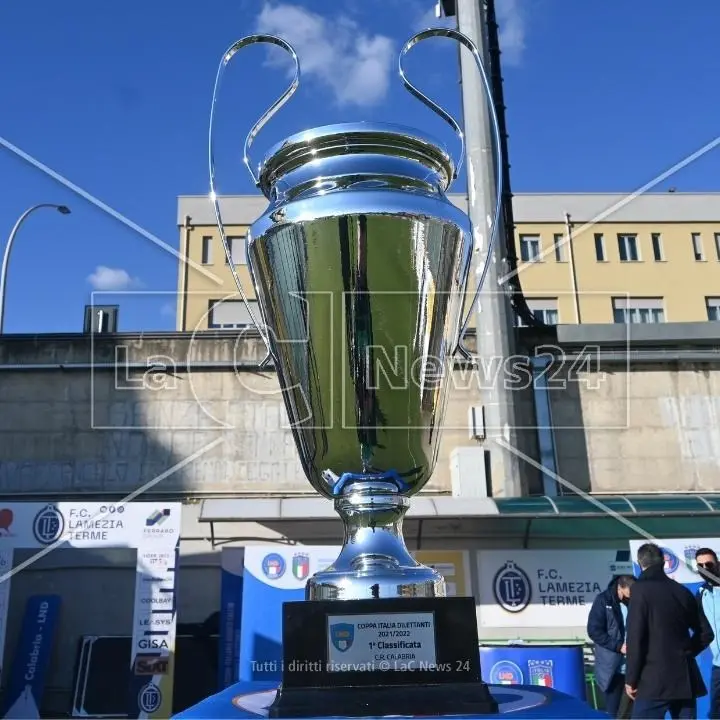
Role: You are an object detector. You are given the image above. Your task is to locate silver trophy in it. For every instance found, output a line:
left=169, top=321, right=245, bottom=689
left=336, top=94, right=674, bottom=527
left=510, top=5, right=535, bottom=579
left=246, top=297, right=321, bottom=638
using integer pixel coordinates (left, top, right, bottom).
left=209, top=30, right=500, bottom=603
left=209, top=27, right=502, bottom=719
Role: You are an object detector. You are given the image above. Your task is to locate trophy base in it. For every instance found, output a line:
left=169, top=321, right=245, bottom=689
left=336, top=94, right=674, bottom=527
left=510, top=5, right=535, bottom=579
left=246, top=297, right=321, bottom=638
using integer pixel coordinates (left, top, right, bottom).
left=269, top=682, right=498, bottom=718
left=269, top=596, right=498, bottom=718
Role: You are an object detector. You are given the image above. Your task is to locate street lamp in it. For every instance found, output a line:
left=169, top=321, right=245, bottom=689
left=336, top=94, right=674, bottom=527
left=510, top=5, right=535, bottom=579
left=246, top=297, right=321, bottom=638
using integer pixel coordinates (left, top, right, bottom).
left=0, top=204, right=72, bottom=333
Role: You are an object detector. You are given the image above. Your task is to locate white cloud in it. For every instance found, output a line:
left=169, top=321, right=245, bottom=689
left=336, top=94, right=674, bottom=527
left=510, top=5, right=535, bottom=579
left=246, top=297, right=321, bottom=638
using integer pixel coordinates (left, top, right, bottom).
left=86, top=266, right=140, bottom=291
left=413, top=5, right=454, bottom=32
left=160, top=301, right=176, bottom=318
left=496, top=0, right=526, bottom=67
left=255, top=3, right=394, bottom=108
left=410, top=1, right=525, bottom=66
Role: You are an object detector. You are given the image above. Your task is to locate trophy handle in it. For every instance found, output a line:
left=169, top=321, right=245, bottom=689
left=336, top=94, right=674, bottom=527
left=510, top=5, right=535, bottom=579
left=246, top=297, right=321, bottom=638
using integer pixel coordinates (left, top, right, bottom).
left=208, top=35, right=301, bottom=363
left=398, top=28, right=503, bottom=358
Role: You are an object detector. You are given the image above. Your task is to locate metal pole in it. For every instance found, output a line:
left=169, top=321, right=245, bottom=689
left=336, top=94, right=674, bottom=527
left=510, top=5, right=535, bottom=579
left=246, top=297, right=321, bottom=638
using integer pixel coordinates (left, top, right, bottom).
left=0, top=204, right=71, bottom=333
left=564, top=212, right=581, bottom=323
left=456, top=0, right=522, bottom=496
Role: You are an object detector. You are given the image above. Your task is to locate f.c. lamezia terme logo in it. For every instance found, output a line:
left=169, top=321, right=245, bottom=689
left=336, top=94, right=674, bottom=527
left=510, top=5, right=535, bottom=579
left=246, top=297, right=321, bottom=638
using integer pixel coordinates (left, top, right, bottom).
left=493, top=561, right=532, bottom=613
left=33, top=505, right=65, bottom=545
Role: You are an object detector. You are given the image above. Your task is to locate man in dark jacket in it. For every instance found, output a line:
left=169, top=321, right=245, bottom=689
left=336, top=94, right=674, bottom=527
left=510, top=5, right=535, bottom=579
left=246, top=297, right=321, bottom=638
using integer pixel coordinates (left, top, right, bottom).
left=626, top=543, right=715, bottom=719
left=695, top=547, right=720, bottom=719
left=587, top=575, right=635, bottom=716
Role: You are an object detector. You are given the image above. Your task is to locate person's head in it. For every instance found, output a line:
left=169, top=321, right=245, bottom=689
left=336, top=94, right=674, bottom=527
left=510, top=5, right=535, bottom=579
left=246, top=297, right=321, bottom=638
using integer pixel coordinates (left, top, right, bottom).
left=616, top=575, right=635, bottom=602
left=636, top=542, right=664, bottom=571
left=695, top=547, right=719, bottom=584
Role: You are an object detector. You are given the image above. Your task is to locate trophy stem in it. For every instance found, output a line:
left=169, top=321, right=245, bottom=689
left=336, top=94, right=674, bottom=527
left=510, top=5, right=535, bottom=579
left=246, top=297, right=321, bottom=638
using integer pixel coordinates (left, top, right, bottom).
left=305, top=480, right=446, bottom=601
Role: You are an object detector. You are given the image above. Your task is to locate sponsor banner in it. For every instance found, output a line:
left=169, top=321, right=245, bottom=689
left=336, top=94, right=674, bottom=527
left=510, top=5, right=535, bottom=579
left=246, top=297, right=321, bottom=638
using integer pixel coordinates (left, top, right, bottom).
left=477, top=549, right=630, bottom=628
left=0, top=502, right=181, bottom=549
left=240, top=546, right=338, bottom=683
left=413, top=550, right=472, bottom=597
left=0, top=503, right=181, bottom=719
left=2, top=594, right=61, bottom=719
left=129, top=539, right=179, bottom=720
left=629, top=537, right=719, bottom=720
left=218, top=548, right=244, bottom=690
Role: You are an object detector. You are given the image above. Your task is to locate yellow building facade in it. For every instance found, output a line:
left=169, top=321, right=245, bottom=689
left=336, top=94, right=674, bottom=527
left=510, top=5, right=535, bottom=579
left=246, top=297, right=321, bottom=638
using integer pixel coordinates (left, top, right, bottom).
left=176, top=192, right=720, bottom=330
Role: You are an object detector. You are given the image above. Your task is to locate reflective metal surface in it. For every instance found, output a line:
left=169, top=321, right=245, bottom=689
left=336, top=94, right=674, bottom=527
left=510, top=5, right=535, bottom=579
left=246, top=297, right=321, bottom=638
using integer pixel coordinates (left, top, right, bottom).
left=398, top=28, right=504, bottom=356
left=250, top=123, right=471, bottom=499
left=306, top=482, right=445, bottom=601
left=208, top=29, right=500, bottom=601
left=247, top=122, right=471, bottom=599
left=208, top=33, right=302, bottom=363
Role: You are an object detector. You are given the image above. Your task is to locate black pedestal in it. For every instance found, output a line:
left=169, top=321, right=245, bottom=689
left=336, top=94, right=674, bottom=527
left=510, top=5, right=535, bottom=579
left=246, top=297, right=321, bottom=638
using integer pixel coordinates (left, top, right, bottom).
left=268, top=596, right=498, bottom=718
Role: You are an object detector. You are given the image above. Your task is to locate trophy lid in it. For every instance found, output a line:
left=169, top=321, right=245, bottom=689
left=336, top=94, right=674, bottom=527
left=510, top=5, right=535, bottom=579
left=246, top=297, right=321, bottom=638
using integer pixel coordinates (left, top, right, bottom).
left=258, top=122, right=455, bottom=198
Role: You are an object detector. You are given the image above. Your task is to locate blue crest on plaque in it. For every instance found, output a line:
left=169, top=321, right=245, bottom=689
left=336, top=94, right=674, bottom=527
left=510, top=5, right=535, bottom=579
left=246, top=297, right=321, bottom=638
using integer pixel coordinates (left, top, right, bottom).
left=684, top=545, right=699, bottom=572
left=660, top=547, right=679, bottom=574
left=32, top=505, right=65, bottom=545
left=528, top=659, right=554, bottom=687
left=489, top=660, right=523, bottom=685
left=493, top=561, right=532, bottom=613
left=329, top=623, right=354, bottom=652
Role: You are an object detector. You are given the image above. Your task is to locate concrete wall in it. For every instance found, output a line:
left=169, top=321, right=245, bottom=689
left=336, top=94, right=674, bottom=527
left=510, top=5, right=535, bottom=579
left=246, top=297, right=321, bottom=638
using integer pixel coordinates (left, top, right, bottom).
left=520, top=323, right=720, bottom=494
left=0, top=333, right=537, bottom=498
left=551, top=362, right=720, bottom=493
left=3, top=326, right=718, bottom=499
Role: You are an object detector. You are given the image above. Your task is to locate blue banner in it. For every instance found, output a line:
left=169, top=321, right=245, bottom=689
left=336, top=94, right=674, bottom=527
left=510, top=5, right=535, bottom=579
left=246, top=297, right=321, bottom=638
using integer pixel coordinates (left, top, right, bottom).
left=2, top=594, right=61, bottom=719
left=481, top=644, right=586, bottom=701
left=239, top=547, right=338, bottom=682
left=218, top=548, right=244, bottom=689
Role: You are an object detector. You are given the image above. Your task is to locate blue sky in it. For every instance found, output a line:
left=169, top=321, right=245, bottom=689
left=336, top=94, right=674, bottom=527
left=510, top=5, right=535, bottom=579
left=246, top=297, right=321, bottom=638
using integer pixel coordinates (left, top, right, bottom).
left=1, top=0, right=718, bottom=333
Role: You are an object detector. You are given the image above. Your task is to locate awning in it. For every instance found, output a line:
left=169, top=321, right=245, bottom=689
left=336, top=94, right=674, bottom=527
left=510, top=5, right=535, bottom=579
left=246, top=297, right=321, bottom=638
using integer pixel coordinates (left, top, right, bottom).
left=494, top=494, right=720, bottom=516
left=198, top=494, right=720, bottom=543
left=199, top=496, right=500, bottom=522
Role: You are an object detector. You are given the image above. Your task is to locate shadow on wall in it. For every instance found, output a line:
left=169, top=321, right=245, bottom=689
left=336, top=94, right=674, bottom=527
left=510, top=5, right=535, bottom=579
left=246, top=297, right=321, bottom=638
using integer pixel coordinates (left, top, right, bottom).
left=0, top=331, right=289, bottom=501
left=516, top=327, right=593, bottom=496
left=547, top=361, right=592, bottom=495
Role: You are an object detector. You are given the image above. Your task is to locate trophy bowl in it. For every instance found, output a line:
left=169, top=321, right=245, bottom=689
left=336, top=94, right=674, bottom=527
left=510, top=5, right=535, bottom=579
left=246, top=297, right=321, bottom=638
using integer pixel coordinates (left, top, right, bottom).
left=249, top=121, right=472, bottom=601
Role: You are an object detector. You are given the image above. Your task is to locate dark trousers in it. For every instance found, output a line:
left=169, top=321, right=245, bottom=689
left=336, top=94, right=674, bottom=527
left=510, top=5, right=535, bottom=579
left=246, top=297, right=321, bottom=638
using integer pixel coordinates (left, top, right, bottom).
left=631, top=698, right=696, bottom=719
left=605, top=673, right=626, bottom=717
left=617, top=691, right=634, bottom=719
left=710, top=665, right=720, bottom=720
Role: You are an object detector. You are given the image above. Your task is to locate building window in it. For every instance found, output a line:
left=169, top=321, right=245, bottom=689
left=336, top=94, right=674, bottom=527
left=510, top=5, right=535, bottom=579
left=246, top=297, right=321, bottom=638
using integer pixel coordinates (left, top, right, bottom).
left=519, top=235, right=541, bottom=262
left=594, top=233, right=606, bottom=261
left=651, top=233, right=664, bottom=261
left=692, top=233, right=704, bottom=261
left=714, top=233, right=720, bottom=261
left=553, top=234, right=567, bottom=262
left=612, top=297, right=665, bottom=324
left=201, top=236, right=212, bottom=264
left=208, top=299, right=259, bottom=328
left=707, top=297, right=720, bottom=322
left=617, top=234, right=640, bottom=262
left=224, top=236, right=247, bottom=265
left=517, top=298, right=559, bottom=326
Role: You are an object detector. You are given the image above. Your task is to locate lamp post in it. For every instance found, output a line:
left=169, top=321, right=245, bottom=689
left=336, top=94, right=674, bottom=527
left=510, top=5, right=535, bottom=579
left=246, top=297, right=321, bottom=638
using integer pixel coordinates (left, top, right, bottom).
left=0, top=204, right=71, bottom=334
